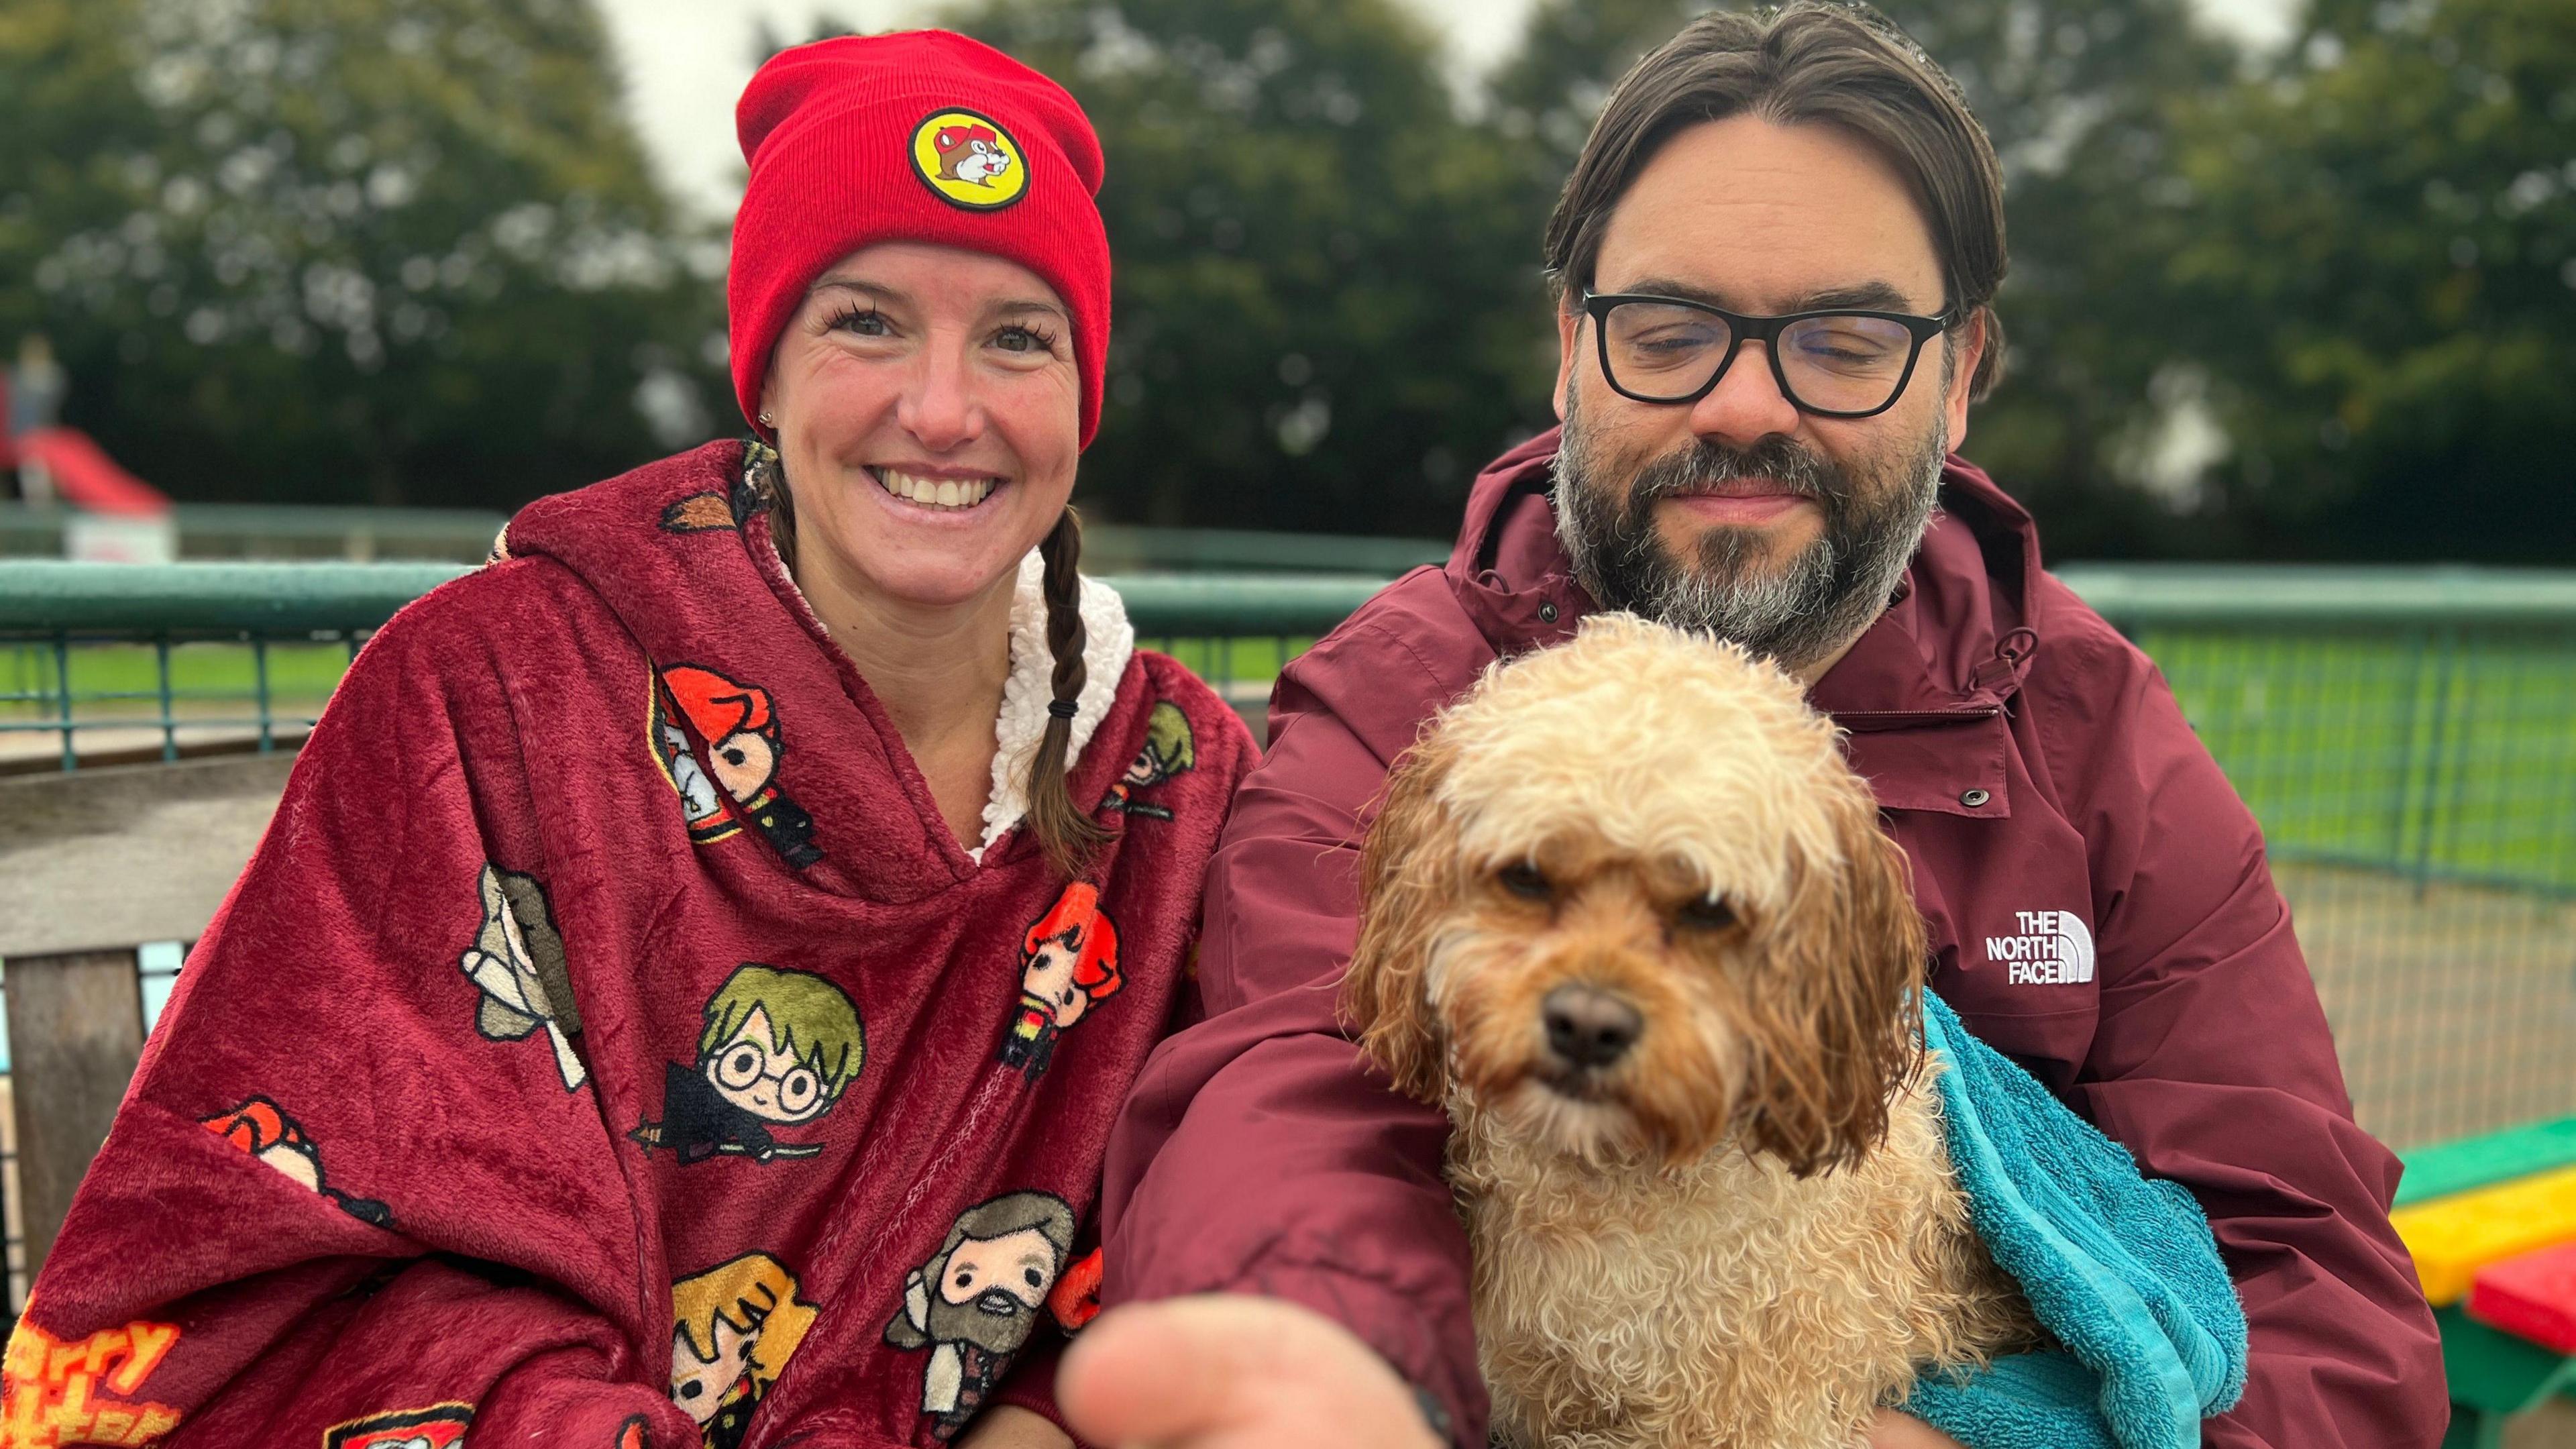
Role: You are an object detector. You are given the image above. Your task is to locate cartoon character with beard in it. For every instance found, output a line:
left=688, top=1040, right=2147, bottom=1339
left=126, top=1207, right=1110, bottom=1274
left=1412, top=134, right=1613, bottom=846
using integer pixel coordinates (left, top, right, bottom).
left=882, top=1192, right=1077, bottom=1438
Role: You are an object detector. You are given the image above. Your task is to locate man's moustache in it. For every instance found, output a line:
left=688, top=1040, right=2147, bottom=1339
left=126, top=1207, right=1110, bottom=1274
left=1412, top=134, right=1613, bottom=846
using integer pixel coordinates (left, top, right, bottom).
left=1627, top=441, right=1845, bottom=506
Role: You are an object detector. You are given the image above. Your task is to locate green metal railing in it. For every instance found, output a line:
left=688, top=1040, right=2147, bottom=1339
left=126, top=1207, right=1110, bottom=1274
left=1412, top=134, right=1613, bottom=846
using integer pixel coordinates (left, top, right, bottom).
left=0, top=501, right=513, bottom=563
left=2049, top=566, right=2576, bottom=1153
left=0, top=502, right=1449, bottom=573
left=5, top=559, right=2573, bottom=1152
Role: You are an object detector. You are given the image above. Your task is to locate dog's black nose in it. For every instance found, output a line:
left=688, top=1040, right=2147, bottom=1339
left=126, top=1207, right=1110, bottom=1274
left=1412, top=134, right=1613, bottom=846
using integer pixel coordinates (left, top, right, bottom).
left=1542, top=986, right=1642, bottom=1070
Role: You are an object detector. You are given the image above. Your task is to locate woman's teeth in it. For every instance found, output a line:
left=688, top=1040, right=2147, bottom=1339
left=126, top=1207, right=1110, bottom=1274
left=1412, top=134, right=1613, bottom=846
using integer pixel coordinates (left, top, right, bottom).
left=875, top=468, right=994, bottom=511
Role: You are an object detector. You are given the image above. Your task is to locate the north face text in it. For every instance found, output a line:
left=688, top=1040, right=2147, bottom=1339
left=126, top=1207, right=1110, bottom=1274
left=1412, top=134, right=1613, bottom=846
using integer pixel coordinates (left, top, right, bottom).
left=1985, top=910, right=2096, bottom=985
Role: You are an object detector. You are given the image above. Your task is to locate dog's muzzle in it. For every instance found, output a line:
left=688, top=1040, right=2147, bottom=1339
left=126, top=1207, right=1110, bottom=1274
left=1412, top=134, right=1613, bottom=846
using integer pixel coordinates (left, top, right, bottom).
left=1541, top=984, right=1644, bottom=1074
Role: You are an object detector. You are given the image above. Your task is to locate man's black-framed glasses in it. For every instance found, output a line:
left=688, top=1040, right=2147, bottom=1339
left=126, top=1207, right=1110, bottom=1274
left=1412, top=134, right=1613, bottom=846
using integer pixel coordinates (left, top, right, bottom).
left=1580, top=292, right=1955, bottom=419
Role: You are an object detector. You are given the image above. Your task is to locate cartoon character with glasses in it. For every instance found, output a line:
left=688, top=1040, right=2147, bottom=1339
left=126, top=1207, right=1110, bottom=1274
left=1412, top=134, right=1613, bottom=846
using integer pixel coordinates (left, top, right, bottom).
left=632, top=964, right=863, bottom=1165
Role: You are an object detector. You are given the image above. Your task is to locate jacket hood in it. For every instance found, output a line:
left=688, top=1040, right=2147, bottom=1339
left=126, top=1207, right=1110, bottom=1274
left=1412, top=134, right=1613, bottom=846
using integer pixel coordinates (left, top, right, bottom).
left=1448, top=425, right=2049, bottom=726
left=486, top=439, right=1143, bottom=900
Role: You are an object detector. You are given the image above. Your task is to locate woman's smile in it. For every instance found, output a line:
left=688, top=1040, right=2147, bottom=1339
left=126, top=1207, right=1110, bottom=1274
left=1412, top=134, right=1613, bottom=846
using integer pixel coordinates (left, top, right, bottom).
left=867, top=464, right=1001, bottom=512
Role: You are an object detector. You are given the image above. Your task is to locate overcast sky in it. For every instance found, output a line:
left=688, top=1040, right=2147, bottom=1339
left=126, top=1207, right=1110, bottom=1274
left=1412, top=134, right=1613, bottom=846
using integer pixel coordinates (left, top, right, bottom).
left=597, top=0, right=2302, bottom=221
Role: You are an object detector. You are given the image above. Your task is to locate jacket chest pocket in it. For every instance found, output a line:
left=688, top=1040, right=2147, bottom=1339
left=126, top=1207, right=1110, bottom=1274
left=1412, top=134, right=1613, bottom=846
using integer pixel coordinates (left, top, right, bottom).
left=1890, top=808, right=2101, bottom=1096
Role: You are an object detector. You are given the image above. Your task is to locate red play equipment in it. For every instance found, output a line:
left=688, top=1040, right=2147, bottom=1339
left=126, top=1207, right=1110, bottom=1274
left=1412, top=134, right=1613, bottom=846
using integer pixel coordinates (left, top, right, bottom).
left=9, top=426, right=172, bottom=516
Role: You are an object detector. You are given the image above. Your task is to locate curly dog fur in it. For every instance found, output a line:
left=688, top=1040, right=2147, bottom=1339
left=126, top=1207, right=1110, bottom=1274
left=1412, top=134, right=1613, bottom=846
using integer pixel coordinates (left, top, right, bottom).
left=1343, top=614, right=2037, bottom=1449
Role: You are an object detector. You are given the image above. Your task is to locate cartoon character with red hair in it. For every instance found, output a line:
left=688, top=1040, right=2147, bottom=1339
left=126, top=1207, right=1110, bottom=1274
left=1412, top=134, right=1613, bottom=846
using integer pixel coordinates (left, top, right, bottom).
left=203, top=1097, right=393, bottom=1228
left=998, top=883, right=1121, bottom=1081
left=652, top=664, right=824, bottom=869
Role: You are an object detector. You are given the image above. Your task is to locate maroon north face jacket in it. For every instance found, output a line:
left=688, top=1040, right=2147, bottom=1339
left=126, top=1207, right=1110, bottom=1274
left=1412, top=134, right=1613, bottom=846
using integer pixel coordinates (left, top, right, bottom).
left=1099, top=429, right=2446, bottom=1448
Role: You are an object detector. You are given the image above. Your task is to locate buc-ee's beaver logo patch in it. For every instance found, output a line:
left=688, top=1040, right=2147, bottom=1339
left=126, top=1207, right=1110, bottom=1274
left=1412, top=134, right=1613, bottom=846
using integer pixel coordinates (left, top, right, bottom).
left=910, top=109, right=1028, bottom=211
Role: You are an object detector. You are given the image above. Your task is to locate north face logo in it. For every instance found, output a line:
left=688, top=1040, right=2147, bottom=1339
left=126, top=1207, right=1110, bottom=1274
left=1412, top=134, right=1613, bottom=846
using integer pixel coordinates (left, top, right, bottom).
left=1985, top=910, right=2095, bottom=985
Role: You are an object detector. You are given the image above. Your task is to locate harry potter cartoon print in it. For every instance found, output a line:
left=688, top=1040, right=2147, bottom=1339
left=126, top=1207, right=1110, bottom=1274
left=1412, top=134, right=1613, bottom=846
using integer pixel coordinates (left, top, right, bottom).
left=1104, top=700, right=1195, bottom=822
left=631, top=964, right=863, bottom=1164
left=669, top=1253, right=816, bottom=1449
left=998, top=883, right=1122, bottom=1082
left=460, top=863, right=586, bottom=1091
left=323, top=1402, right=473, bottom=1448
left=883, top=1193, right=1075, bottom=1440
left=649, top=664, right=824, bottom=869
left=202, top=1097, right=393, bottom=1228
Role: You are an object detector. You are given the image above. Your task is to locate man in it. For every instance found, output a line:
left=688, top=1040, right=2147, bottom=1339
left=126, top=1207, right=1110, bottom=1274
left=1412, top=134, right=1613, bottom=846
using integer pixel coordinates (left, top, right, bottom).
left=1060, top=7, right=2445, bottom=1448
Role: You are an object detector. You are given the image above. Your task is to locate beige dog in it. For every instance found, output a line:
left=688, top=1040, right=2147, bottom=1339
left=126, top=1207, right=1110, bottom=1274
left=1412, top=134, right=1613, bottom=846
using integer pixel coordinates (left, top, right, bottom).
left=1342, top=614, right=2038, bottom=1449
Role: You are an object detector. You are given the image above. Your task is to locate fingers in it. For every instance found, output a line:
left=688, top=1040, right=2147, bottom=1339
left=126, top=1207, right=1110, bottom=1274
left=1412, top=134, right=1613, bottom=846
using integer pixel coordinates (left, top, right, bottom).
left=1058, top=1294, right=1440, bottom=1449
left=1059, top=1297, right=1256, bottom=1446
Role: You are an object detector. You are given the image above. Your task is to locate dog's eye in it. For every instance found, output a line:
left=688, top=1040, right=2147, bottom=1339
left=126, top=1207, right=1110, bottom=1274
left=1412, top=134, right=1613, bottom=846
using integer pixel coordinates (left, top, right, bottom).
left=1676, top=895, right=1737, bottom=930
left=1497, top=863, right=1552, bottom=900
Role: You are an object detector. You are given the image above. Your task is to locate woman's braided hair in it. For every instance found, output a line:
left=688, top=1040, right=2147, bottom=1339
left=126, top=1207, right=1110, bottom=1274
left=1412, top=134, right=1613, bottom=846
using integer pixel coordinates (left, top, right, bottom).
left=1024, top=507, right=1114, bottom=879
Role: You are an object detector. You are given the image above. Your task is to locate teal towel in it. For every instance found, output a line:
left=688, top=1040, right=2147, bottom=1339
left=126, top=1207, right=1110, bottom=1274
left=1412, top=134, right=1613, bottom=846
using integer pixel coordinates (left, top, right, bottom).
left=1898, top=992, right=2248, bottom=1449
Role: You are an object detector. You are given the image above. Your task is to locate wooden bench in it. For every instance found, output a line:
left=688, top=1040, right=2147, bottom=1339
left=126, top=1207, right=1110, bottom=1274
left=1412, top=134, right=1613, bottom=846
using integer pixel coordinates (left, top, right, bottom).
left=0, top=753, right=294, bottom=1283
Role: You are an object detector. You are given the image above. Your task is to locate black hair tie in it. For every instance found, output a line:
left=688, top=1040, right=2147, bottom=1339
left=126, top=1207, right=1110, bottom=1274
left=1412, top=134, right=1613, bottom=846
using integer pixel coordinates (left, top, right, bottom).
left=1046, top=699, right=1078, bottom=720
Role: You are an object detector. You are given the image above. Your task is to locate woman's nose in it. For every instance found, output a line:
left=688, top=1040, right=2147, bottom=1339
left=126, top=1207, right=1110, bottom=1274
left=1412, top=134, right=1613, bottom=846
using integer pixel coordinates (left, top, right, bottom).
left=898, top=343, right=985, bottom=452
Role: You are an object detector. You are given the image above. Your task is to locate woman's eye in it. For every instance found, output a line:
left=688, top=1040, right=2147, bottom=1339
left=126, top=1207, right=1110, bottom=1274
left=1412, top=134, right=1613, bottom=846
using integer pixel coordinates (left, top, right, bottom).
left=832, top=308, right=891, bottom=337
left=994, top=325, right=1056, bottom=355
left=1497, top=863, right=1551, bottom=900
left=1678, top=896, right=1737, bottom=930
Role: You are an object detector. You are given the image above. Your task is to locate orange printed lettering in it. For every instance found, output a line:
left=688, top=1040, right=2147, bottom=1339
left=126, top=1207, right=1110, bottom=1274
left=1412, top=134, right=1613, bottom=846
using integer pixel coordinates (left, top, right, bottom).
left=0, top=1321, right=186, bottom=1448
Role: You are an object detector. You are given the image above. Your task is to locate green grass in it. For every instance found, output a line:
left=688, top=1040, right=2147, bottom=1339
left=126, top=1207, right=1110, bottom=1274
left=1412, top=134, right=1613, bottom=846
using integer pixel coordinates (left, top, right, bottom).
left=3, top=639, right=356, bottom=739
left=2143, top=628, right=2576, bottom=893
left=12, top=627, right=2574, bottom=896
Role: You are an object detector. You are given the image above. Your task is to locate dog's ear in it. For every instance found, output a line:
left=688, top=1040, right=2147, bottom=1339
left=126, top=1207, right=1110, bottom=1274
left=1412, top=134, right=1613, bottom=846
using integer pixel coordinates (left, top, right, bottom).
left=1742, top=773, right=1927, bottom=1177
left=1340, top=732, right=1462, bottom=1103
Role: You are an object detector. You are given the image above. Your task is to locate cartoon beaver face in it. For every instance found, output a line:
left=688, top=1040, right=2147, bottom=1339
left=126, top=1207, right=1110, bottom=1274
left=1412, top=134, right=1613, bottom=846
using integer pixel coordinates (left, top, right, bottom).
left=934, top=124, right=1013, bottom=186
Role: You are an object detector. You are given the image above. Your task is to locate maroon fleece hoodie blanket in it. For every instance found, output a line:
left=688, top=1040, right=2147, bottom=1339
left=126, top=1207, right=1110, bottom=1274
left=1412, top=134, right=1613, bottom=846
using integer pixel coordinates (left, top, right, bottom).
left=2, top=441, right=1253, bottom=1449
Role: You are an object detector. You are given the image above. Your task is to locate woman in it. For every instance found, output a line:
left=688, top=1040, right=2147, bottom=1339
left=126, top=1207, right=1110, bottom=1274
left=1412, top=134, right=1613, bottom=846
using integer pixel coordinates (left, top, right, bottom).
left=3, top=32, right=1252, bottom=1449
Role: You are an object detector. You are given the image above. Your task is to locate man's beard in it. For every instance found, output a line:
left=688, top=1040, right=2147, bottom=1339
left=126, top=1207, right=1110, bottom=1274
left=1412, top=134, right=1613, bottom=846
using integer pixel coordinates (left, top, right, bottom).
left=1552, top=382, right=1948, bottom=672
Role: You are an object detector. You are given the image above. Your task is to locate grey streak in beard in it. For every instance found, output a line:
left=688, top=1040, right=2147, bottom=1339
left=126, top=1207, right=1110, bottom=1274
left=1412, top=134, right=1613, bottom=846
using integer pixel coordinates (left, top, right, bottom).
left=1552, top=381, right=1947, bottom=672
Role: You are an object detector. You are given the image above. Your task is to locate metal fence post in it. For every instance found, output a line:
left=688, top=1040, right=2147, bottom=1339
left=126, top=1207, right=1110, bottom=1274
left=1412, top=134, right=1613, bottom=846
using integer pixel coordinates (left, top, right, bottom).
left=1, top=949, right=146, bottom=1280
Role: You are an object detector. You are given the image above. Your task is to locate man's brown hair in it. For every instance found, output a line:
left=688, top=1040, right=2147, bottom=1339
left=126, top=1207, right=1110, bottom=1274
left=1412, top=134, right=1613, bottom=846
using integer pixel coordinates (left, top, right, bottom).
left=1542, top=3, right=2009, bottom=399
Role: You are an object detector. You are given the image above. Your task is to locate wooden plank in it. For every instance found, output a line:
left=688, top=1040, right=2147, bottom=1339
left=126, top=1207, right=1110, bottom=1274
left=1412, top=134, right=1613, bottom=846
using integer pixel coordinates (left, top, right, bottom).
left=0, top=753, right=293, bottom=958
left=2395, top=1164, right=2576, bottom=1305
left=2, top=949, right=144, bottom=1275
left=2400, top=1116, right=2576, bottom=1209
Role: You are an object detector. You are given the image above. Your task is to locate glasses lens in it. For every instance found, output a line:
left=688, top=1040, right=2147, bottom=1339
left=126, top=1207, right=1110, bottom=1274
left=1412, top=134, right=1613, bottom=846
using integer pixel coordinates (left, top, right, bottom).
left=717, top=1043, right=765, bottom=1090
left=1779, top=314, right=1917, bottom=413
left=1601, top=301, right=1732, bottom=400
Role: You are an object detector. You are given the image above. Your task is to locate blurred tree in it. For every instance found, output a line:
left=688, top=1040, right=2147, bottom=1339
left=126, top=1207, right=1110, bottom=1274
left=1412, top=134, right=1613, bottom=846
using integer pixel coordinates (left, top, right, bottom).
left=1483, top=0, right=2239, bottom=561
left=928, top=0, right=1558, bottom=533
left=0, top=0, right=725, bottom=509
left=2167, top=0, right=2576, bottom=561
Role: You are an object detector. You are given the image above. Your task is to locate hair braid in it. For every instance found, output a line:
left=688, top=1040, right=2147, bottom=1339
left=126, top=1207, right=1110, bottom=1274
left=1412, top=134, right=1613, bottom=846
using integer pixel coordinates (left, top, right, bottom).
left=1025, top=508, right=1114, bottom=879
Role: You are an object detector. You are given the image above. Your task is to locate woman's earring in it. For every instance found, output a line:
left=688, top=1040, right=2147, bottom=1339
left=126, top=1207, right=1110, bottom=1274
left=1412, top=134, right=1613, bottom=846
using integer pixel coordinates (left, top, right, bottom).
left=757, top=410, right=776, bottom=430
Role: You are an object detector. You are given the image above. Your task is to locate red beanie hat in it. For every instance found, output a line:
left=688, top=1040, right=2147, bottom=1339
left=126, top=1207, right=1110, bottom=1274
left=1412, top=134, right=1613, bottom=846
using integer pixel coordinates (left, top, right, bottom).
left=729, top=31, right=1112, bottom=447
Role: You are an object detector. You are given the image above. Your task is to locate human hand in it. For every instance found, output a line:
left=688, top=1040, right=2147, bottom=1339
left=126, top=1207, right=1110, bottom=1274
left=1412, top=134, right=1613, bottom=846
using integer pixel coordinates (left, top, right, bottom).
left=1870, top=1407, right=1968, bottom=1448
left=958, top=1405, right=1075, bottom=1449
left=1058, top=1293, right=1446, bottom=1448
